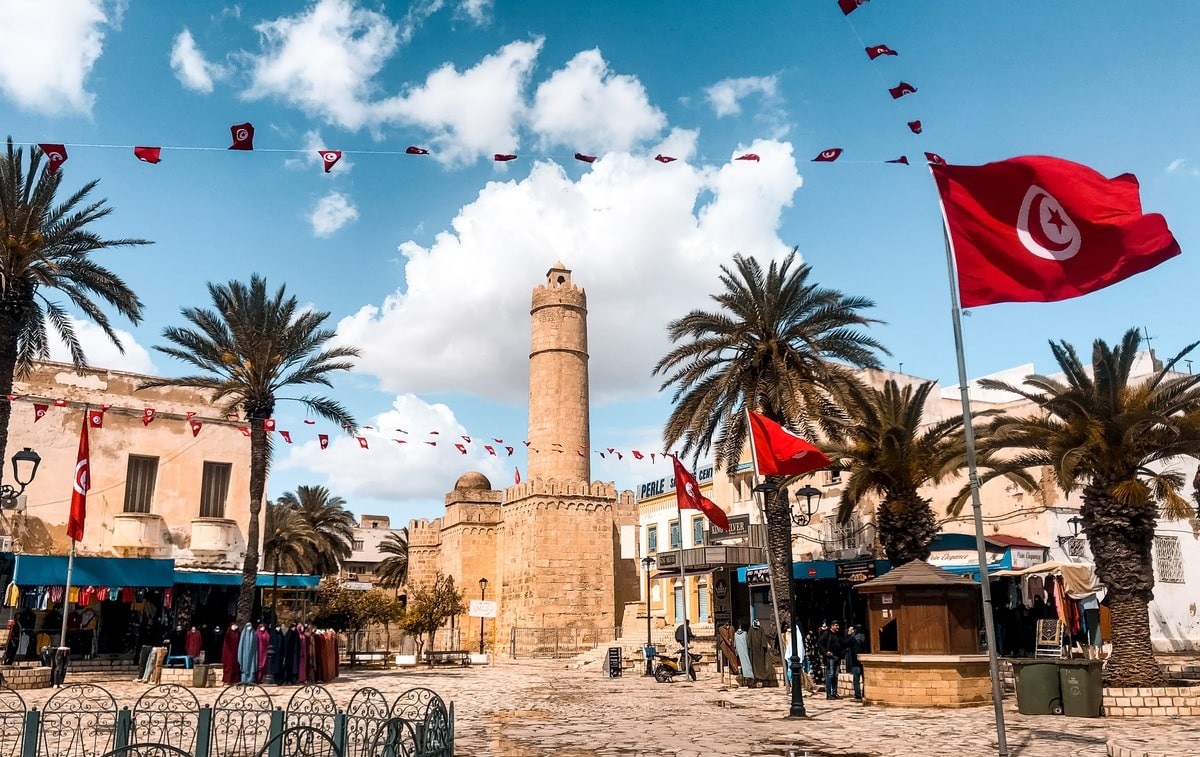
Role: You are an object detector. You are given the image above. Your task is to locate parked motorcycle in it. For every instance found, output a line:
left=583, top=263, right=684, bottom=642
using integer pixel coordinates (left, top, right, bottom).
left=653, top=647, right=701, bottom=682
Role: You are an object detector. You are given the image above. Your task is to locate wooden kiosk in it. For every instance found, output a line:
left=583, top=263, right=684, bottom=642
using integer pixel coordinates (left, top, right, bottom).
left=855, top=559, right=992, bottom=707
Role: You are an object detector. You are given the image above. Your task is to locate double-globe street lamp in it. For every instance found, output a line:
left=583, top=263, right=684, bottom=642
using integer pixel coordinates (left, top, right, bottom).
left=641, top=556, right=655, bottom=675
left=753, top=480, right=822, bottom=718
left=478, top=577, right=489, bottom=655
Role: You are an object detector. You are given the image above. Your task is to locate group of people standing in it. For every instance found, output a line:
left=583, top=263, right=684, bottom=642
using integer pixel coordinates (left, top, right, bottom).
left=813, top=620, right=866, bottom=700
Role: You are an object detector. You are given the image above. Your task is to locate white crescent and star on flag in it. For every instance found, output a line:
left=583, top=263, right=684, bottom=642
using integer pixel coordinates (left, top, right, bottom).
left=73, top=458, right=89, bottom=496
left=1016, top=185, right=1081, bottom=261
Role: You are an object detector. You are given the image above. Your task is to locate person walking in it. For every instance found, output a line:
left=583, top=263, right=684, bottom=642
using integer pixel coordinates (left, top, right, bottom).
left=816, top=620, right=845, bottom=699
left=844, top=624, right=866, bottom=700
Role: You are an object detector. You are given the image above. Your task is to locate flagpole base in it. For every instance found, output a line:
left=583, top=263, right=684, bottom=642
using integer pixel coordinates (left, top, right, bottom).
left=788, top=656, right=808, bottom=718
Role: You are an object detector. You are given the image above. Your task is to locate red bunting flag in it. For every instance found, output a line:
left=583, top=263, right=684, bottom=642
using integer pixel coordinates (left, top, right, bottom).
left=575, top=152, right=596, bottom=163
left=264, top=419, right=276, bottom=431
left=493, top=154, right=518, bottom=162
left=932, top=155, right=1181, bottom=308
left=523, top=441, right=530, bottom=446
left=735, top=153, right=761, bottom=162
left=229, top=123, right=254, bottom=150
left=924, top=152, right=946, bottom=166
left=357, top=437, right=369, bottom=449
left=133, top=146, right=162, bottom=164
left=886, top=156, right=910, bottom=165
left=616, top=452, right=623, bottom=460
left=651, top=453, right=657, bottom=463
left=429, top=430, right=440, bottom=435
left=39, top=144, right=68, bottom=174
left=405, top=146, right=429, bottom=155
left=185, top=411, right=197, bottom=420
left=505, top=446, right=514, bottom=456
left=462, top=435, right=471, bottom=443
left=87, top=408, right=105, bottom=428
left=493, top=438, right=503, bottom=443
left=672, top=455, right=729, bottom=530
left=632, top=450, right=644, bottom=460
left=838, top=0, right=868, bottom=14
left=454, top=443, right=467, bottom=454
left=425, top=441, right=437, bottom=446
left=908, top=120, right=923, bottom=134
left=54, top=399, right=68, bottom=407
left=888, top=82, right=917, bottom=99
left=304, top=419, right=316, bottom=424
left=866, top=44, right=898, bottom=59
left=239, top=427, right=250, bottom=437
left=66, top=412, right=90, bottom=541
left=33, top=404, right=48, bottom=421
left=143, top=408, right=156, bottom=426
left=190, top=420, right=203, bottom=437
left=319, top=150, right=342, bottom=173
left=654, top=154, right=676, bottom=163
left=5, top=395, right=16, bottom=402
left=484, top=445, right=496, bottom=455
left=747, top=410, right=831, bottom=476
left=395, top=428, right=408, bottom=434
left=279, top=430, right=292, bottom=444
left=813, top=148, right=843, bottom=162
left=394, top=439, right=407, bottom=444
left=514, top=467, right=521, bottom=485
left=319, top=434, right=329, bottom=449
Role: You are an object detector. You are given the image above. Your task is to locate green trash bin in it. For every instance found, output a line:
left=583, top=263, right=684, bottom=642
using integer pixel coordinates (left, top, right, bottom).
left=1011, top=659, right=1063, bottom=715
left=1058, top=659, right=1103, bottom=717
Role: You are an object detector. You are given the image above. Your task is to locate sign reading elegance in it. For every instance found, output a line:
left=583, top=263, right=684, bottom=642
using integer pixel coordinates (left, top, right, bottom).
left=928, top=549, right=1004, bottom=567
left=637, top=466, right=713, bottom=500
left=469, top=600, right=497, bottom=618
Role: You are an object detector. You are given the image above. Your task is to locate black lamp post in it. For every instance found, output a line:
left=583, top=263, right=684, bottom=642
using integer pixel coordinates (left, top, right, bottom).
left=754, top=479, right=817, bottom=718
left=478, top=577, right=489, bottom=655
left=0, top=447, right=41, bottom=509
left=641, top=556, right=655, bottom=675
left=1058, top=515, right=1084, bottom=550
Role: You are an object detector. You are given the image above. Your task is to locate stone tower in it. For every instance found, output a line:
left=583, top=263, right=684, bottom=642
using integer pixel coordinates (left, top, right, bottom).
left=527, top=262, right=590, bottom=482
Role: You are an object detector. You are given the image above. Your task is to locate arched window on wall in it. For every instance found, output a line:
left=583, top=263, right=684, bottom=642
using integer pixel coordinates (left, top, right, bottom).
left=697, top=579, right=710, bottom=622
left=673, top=582, right=684, bottom=621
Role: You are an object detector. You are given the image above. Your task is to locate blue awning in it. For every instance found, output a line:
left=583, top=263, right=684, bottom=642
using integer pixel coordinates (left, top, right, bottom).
left=173, top=569, right=319, bottom=589
left=13, top=555, right=175, bottom=587
left=736, top=559, right=890, bottom=582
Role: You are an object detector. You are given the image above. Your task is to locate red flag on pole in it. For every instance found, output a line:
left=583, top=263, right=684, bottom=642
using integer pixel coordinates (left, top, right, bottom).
left=932, top=156, right=1181, bottom=307
left=747, top=411, right=831, bottom=476
left=514, top=467, right=521, bottom=485
left=672, top=455, right=729, bottom=530
left=67, top=412, right=89, bottom=542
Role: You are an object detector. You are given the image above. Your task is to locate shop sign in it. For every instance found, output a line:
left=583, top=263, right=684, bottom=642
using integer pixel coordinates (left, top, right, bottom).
left=637, top=466, right=713, bottom=500
left=880, top=593, right=893, bottom=605
left=713, top=577, right=729, bottom=600
left=835, top=558, right=876, bottom=584
left=928, top=549, right=1003, bottom=567
left=343, top=581, right=372, bottom=591
left=746, top=567, right=771, bottom=585
left=709, top=514, right=751, bottom=543
left=469, top=600, right=497, bottom=618
left=656, top=552, right=679, bottom=568
left=1009, top=548, right=1045, bottom=569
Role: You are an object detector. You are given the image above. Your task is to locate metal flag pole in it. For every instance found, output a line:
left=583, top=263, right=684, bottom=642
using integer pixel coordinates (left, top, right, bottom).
left=933, top=169, right=1009, bottom=757
left=59, top=540, right=76, bottom=645
left=674, top=492, right=690, bottom=678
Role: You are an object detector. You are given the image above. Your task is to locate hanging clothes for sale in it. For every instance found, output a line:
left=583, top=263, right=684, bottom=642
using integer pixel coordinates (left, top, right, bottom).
left=221, top=623, right=241, bottom=684
left=237, top=623, right=256, bottom=684
left=185, top=627, right=202, bottom=658
left=255, top=624, right=269, bottom=683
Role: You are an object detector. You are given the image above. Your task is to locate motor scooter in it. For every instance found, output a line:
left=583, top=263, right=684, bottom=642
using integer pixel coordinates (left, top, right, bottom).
left=652, top=647, right=701, bottom=683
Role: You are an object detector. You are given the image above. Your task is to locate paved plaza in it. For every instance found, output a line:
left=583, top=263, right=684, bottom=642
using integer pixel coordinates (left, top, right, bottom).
left=26, top=656, right=1195, bottom=757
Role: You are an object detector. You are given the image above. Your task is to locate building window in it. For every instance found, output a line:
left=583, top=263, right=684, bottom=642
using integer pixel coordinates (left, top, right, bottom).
left=1154, top=536, right=1185, bottom=583
left=697, top=580, right=710, bottom=622
left=692, top=516, right=704, bottom=547
left=647, top=525, right=658, bottom=554
left=123, top=455, right=159, bottom=513
left=674, top=583, right=684, bottom=621
left=669, top=520, right=681, bottom=549
left=198, top=462, right=231, bottom=518
left=825, top=469, right=842, bottom=485
left=823, top=513, right=865, bottom=553
left=352, top=540, right=365, bottom=551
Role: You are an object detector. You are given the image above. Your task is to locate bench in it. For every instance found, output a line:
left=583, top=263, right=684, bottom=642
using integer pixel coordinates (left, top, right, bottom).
left=424, top=650, right=470, bottom=666
left=348, top=652, right=390, bottom=667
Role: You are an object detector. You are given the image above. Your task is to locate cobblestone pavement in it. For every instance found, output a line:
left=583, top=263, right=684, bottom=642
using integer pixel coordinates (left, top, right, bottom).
left=26, top=659, right=1199, bottom=757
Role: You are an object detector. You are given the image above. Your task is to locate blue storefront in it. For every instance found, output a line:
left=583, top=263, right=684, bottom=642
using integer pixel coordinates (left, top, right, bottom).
left=734, top=557, right=892, bottom=638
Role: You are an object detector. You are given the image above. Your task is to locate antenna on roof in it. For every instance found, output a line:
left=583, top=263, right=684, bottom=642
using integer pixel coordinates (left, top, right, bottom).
left=1141, top=326, right=1155, bottom=353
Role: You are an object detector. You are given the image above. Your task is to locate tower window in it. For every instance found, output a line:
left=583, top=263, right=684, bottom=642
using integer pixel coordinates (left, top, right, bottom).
left=557, top=275, right=566, bottom=285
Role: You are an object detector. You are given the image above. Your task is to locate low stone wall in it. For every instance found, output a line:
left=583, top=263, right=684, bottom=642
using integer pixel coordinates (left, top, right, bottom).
left=1108, top=732, right=1200, bottom=757
left=0, top=665, right=51, bottom=690
left=159, top=664, right=219, bottom=687
left=1102, top=685, right=1200, bottom=717
left=860, top=654, right=992, bottom=708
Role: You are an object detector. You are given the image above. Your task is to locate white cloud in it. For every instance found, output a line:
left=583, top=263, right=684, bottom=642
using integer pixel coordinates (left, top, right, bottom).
left=278, top=394, right=509, bottom=503
left=284, top=130, right=355, bottom=173
left=458, top=0, right=492, bottom=25
left=373, top=39, right=542, bottom=165
left=705, top=75, right=779, bottom=118
left=336, top=139, right=803, bottom=404
left=1167, top=158, right=1200, bottom=177
left=170, top=29, right=229, bottom=94
left=0, top=0, right=112, bottom=115
left=47, top=318, right=157, bottom=376
left=529, top=49, right=666, bottom=154
left=243, top=0, right=400, bottom=130
left=309, top=191, right=359, bottom=237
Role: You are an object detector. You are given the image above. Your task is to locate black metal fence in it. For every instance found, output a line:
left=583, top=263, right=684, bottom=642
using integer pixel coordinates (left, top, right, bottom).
left=507, top=627, right=616, bottom=658
left=0, top=682, right=452, bottom=757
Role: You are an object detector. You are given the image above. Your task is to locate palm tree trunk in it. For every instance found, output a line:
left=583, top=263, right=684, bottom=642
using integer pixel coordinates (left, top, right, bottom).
left=237, top=418, right=269, bottom=624
left=763, top=479, right=794, bottom=630
left=0, top=293, right=28, bottom=479
left=1105, top=591, right=1162, bottom=686
left=876, top=493, right=938, bottom=566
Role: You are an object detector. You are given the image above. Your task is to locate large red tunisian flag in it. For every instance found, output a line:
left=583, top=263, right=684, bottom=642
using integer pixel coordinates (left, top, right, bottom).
left=67, top=412, right=90, bottom=542
left=747, top=411, right=831, bottom=477
left=671, top=456, right=729, bottom=530
left=932, top=156, right=1181, bottom=307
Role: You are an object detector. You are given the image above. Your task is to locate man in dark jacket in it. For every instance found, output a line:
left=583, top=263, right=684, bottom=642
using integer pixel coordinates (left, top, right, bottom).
left=816, top=620, right=845, bottom=699
left=844, top=624, right=866, bottom=700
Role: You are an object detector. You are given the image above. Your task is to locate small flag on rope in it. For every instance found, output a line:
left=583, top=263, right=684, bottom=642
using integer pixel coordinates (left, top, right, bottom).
left=406, top=146, right=429, bottom=155
left=87, top=408, right=105, bottom=428
left=143, top=408, right=156, bottom=426
left=39, top=144, right=68, bottom=174
left=888, top=82, right=917, bottom=99
left=190, top=420, right=203, bottom=437
left=319, top=434, right=329, bottom=449
left=886, top=156, right=910, bottom=165
left=813, top=148, right=843, bottom=162
left=838, top=0, right=869, bottom=14
left=735, top=153, right=761, bottom=162
left=924, top=152, right=946, bottom=165
left=357, top=437, right=369, bottom=449
left=493, top=154, right=518, bottom=162
left=134, top=146, right=162, bottom=164
left=320, top=150, right=342, bottom=173
left=454, top=443, right=467, bottom=454
left=575, top=152, right=596, bottom=163
left=908, top=120, right=923, bottom=134
left=229, top=123, right=255, bottom=150
left=866, top=44, right=897, bottom=59
left=514, top=467, right=521, bottom=485
left=280, top=430, right=292, bottom=443
left=654, top=154, right=676, bottom=163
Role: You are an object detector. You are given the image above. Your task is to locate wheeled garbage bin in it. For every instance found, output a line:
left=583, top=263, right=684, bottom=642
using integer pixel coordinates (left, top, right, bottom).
left=1011, top=659, right=1063, bottom=715
left=1058, top=659, right=1103, bottom=717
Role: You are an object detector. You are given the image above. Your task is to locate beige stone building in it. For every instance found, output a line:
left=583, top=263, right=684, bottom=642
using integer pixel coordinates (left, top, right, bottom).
left=339, top=514, right=406, bottom=587
left=404, top=264, right=639, bottom=654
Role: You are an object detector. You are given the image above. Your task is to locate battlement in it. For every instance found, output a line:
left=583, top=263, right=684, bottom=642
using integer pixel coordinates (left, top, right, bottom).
left=503, top=478, right=621, bottom=500
left=532, top=262, right=587, bottom=309
left=406, top=517, right=444, bottom=547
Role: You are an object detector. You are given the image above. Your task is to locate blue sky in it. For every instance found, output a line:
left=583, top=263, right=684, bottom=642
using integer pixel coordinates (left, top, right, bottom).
left=3, top=0, right=1199, bottom=523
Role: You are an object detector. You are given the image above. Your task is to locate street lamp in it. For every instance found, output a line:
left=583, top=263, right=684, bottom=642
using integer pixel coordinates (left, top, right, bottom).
left=478, top=577, right=489, bottom=655
left=753, top=479, right=807, bottom=718
left=641, top=556, right=655, bottom=675
left=1058, top=515, right=1084, bottom=548
left=792, top=484, right=823, bottom=527
left=0, top=447, right=41, bottom=509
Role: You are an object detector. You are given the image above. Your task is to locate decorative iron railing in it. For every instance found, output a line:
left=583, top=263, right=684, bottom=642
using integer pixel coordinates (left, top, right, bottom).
left=1, top=683, right=452, bottom=757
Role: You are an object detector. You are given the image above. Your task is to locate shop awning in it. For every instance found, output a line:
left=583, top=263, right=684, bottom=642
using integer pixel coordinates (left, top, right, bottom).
left=650, top=567, right=716, bottom=579
left=13, top=555, right=175, bottom=587
left=173, top=568, right=320, bottom=589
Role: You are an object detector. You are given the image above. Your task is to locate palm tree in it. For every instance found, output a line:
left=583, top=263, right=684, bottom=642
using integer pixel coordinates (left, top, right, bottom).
left=142, top=275, right=358, bottom=624
left=975, top=329, right=1200, bottom=686
left=263, top=502, right=317, bottom=623
left=276, top=485, right=355, bottom=576
left=375, top=529, right=410, bottom=589
left=0, top=139, right=149, bottom=468
left=827, top=378, right=1016, bottom=565
left=654, top=250, right=887, bottom=630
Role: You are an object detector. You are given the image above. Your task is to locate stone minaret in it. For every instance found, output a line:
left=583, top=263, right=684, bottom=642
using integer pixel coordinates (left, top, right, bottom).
left=527, top=262, right=590, bottom=482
